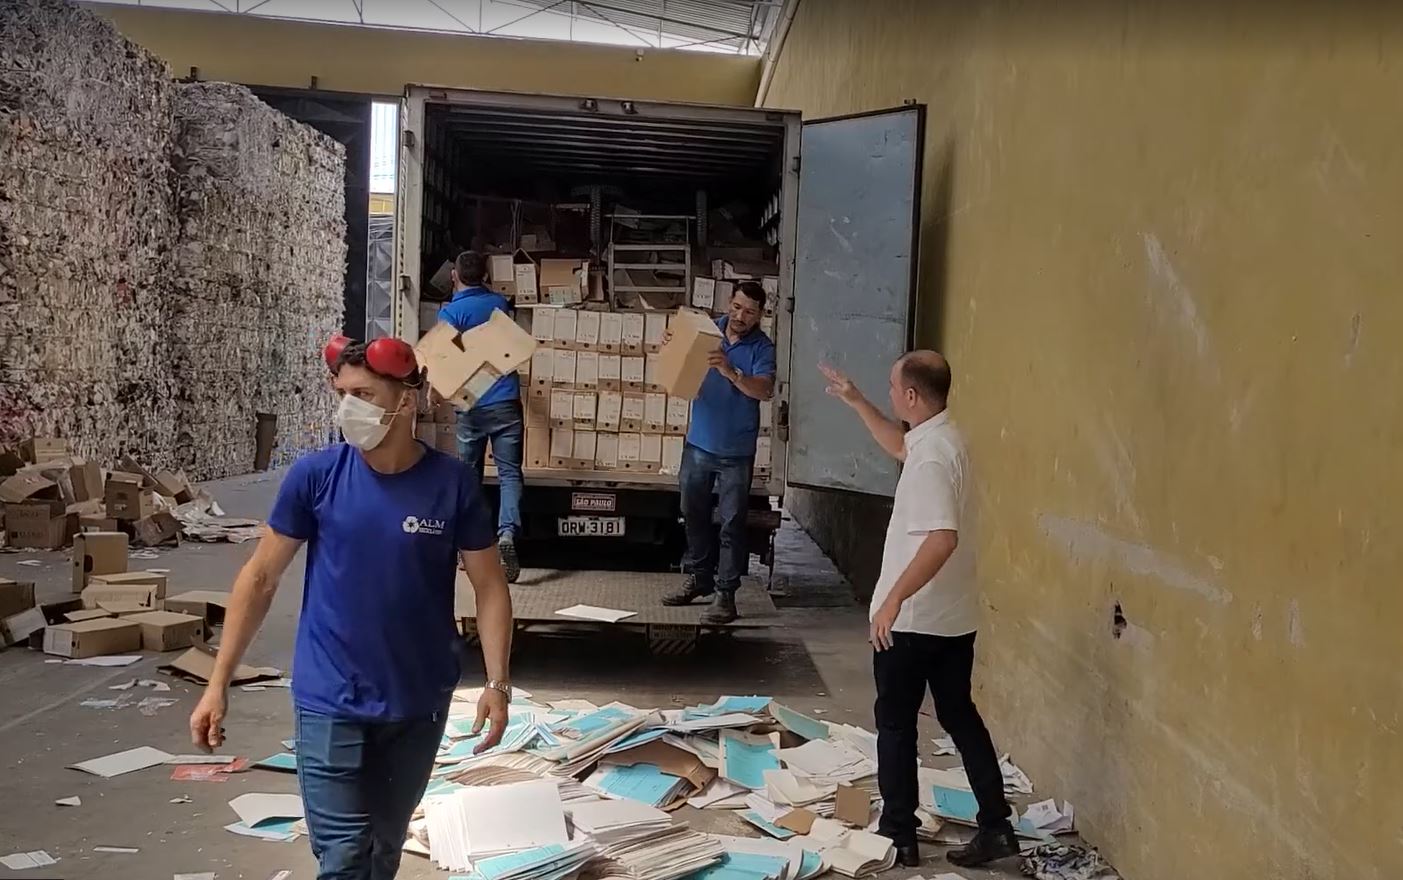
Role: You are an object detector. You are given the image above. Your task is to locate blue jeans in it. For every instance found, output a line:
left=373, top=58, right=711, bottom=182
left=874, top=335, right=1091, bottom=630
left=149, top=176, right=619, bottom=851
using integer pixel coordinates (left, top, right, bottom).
left=679, top=443, right=753, bottom=594
left=295, top=706, right=448, bottom=880
left=456, top=400, right=524, bottom=540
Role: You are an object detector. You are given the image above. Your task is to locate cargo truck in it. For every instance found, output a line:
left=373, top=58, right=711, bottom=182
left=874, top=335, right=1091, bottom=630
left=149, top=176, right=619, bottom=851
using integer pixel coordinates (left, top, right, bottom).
left=392, top=86, right=925, bottom=572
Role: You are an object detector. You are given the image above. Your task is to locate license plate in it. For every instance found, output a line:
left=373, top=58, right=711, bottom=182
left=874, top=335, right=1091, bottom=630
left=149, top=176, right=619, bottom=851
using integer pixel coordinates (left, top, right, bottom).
left=557, top=516, right=626, bottom=537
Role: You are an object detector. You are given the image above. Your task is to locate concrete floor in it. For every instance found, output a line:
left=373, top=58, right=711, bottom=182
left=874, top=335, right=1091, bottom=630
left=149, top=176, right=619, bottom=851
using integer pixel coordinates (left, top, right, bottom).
left=0, top=470, right=1035, bottom=880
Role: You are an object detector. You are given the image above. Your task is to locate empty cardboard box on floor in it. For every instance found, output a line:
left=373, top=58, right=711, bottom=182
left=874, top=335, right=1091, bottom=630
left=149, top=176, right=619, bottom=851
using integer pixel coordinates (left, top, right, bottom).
left=71, top=531, right=129, bottom=593
left=127, top=610, right=205, bottom=652
left=105, top=472, right=154, bottom=521
left=43, top=618, right=142, bottom=659
left=5, top=500, right=71, bottom=550
left=160, top=643, right=281, bottom=685
left=162, top=591, right=231, bottom=625
left=89, top=571, right=168, bottom=598
left=655, top=308, right=723, bottom=399
left=0, top=578, right=36, bottom=621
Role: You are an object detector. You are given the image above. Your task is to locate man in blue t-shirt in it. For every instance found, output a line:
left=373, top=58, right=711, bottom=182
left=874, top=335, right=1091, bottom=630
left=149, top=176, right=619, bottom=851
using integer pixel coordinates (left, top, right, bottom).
left=662, top=281, right=777, bottom=624
left=189, top=335, right=514, bottom=880
left=437, top=250, right=525, bottom=583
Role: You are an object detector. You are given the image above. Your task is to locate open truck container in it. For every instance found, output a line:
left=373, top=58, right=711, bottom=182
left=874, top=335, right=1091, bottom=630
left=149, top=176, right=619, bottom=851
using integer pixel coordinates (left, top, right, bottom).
left=394, top=86, right=924, bottom=569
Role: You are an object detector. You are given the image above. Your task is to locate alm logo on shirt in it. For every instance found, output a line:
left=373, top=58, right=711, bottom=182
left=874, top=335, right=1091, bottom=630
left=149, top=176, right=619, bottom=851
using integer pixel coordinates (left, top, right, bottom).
left=402, top=515, right=446, bottom=536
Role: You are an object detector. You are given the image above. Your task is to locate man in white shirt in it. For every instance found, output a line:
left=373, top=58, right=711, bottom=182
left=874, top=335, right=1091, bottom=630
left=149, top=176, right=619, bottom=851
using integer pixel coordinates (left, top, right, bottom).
left=821, top=353, right=1016, bottom=869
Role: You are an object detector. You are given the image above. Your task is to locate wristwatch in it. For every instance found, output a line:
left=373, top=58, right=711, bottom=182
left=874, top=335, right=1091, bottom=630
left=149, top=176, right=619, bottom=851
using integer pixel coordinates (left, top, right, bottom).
left=485, top=679, right=512, bottom=700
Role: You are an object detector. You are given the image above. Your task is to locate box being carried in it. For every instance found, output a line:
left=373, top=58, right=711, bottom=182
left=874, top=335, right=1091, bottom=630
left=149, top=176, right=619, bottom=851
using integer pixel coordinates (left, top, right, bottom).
left=416, top=311, right=537, bottom=410
left=655, top=308, right=723, bottom=400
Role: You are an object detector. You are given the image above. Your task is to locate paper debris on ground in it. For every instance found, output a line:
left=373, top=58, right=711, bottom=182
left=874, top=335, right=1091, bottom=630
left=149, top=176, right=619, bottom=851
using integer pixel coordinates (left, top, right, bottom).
left=229, top=793, right=304, bottom=828
left=254, top=753, right=298, bottom=772
left=139, top=696, right=179, bottom=716
left=109, top=678, right=137, bottom=690
left=171, top=757, right=250, bottom=782
left=55, top=796, right=81, bottom=807
left=932, top=736, right=958, bottom=755
left=174, top=873, right=217, bottom=880
left=165, top=754, right=238, bottom=765
left=70, top=746, right=172, bottom=777
left=554, top=604, right=637, bottom=623
left=225, top=820, right=299, bottom=842
left=424, top=780, right=569, bottom=869
left=173, top=498, right=263, bottom=543
left=130, top=549, right=161, bottom=560
left=170, top=796, right=193, bottom=804
left=719, top=730, right=780, bottom=789
left=65, top=655, right=142, bottom=667
left=770, top=704, right=829, bottom=742
left=1019, top=799, right=1075, bottom=835
left=821, top=830, right=895, bottom=878
left=268, top=871, right=292, bottom=880
left=159, top=644, right=281, bottom=686
left=0, top=851, right=58, bottom=870
left=1020, top=843, right=1120, bottom=880
left=93, top=845, right=140, bottom=853
left=16, top=559, right=41, bottom=567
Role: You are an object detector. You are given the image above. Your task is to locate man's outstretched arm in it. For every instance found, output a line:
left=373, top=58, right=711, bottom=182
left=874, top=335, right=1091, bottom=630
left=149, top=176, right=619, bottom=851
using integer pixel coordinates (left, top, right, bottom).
left=819, top=364, right=907, bottom=461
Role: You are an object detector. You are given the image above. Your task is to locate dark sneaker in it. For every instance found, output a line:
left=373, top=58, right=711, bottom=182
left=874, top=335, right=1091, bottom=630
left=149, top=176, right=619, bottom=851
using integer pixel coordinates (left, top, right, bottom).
left=947, top=828, right=1019, bottom=868
left=894, top=844, right=921, bottom=868
left=661, top=575, right=712, bottom=606
left=498, top=538, right=520, bottom=584
left=700, top=591, right=739, bottom=625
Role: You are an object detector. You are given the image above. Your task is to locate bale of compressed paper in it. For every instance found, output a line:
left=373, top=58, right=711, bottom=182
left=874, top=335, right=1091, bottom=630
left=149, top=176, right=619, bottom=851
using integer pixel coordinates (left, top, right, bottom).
left=0, top=0, right=180, bottom=466
left=170, top=82, right=345, bottom=479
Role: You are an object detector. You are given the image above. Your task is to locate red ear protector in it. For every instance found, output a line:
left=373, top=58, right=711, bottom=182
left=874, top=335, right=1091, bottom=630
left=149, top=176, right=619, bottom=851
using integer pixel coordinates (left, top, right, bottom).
left=323, top=334, right=419, bottom=381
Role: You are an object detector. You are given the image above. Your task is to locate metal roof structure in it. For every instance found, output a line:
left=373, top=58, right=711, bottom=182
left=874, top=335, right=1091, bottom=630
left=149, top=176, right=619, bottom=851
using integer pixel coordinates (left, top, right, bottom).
left=92, top=0, right=782, bottom=54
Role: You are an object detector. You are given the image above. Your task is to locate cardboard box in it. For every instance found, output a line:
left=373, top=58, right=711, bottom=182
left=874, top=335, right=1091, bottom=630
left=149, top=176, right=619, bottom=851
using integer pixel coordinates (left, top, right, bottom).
left=2, top=606, right=47, bottom=647
left=622, top=356, right=646, bottom=391
left=549, top=429, right=575, bottom=469
left=554, top=350, right=578, bottom=388
left=576, top=351, right=599, bottom=390
left=525, top=427, right=551, bottom=469
left=644, top=354, right=666, bottom=393
left=81, top=582, right=159, bottom=611
left=666, top=397, right=691, bottom=435
left=755, top=436, right=773, bottom=473
left=621, top=313, right=646, bottom=354
left=20, top=437, right=72, bottom=464
left=525, top=394, right=550, bottom=429
left=514, top=261, right=539, bottom=304
left=0, top=578, right=36, bottom=621
left=529, top=349, right=554, bottom=388
left=163, top=590, right=231, bottom=626
left=656, top=308, right=724, bottom=400
left=89, top=570, right=168, bottom=599
left=661, top=436, right=685, bottom=475
left=71, top=531, right=128, bottom=593
left=5, top=500, right=71, bottom=549
left=550, top=390, right=575, bottom=428
left=43, top=617, right=141, bottom=659
left=639, top=434, right=663, bottom=473
left=159, top=642, right=281, bottom=686
left=520, top=229, right=555, bottom=252
left=127, top=610, right=206, bottom=652
left=100, top=601, right=157, bottom=617
left=691, top=276, right=716, bottom=310
left=0, top=471, right=59, bottom=504
left=540, top=259, right=586, bottom=306
left=436, top=424, right=458, bottom=455
left=643, top=393, right=668, bottom=433
left=595, top=432, right=620, bottom=470
left=644, top=313, right=669, bottom=353
left=713, top=280, right=735, bottom=315
left=571, top=431, right=597, bottom=469
left=416, top=311, right=537, bottom=408
left=132, top=511, right=180, bottom=548
left=573, top=392, right=598, bottom=430
left=65, top=608, right=112, bottom=623
left=621, top=394, right=646, bottom=432
left=68, top=459, right=104, bottom=503
left=104, top=472, right=153, bottom=521
left=598, top=354, right=622, bottom=391
left=553, top=309, right=579, bottom=349
left=80, top=515, right=120, bottom=533
left=619, top=433, right=643, bottom=469
left=599, top=313, right=624, bottom=353
left=530, top=308, right=555, bottom=344
left=597, top=391, right=623, bottom=433
left=488, top=253, right=517, bottom=296
left=575, top=310, right=601, bottom=350
left=153, top=470, right=196, bottom=504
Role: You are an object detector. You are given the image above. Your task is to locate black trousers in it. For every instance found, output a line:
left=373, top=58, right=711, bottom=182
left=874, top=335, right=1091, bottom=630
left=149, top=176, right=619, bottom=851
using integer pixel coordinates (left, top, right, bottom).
left=874, top=630, right=1012, bottom=845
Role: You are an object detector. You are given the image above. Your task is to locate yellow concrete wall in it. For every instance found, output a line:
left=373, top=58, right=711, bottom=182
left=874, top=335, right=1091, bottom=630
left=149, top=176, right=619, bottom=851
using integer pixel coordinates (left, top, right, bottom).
left=88, top=5, right=760, bottom=104
left=766, top=2, right=1403, bottom=878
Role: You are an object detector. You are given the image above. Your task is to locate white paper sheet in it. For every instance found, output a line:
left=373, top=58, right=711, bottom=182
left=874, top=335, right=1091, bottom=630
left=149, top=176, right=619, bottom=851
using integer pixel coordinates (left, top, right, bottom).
left=668, top=713, right=760, bottom=733
left=64, top=655, right=142, bottom=667
left=0, top=851, right=58, bottom=870
left=554, top=604, right=638, bottom=623
left=460, top=779, right=570, bottom=855
left=93, top=846, right=139, bottom=853
left=69, top=746, right=172, bottom=777
left=55, top=796, right=81, bottom=807
left=229, top=793, right=305, bottom=827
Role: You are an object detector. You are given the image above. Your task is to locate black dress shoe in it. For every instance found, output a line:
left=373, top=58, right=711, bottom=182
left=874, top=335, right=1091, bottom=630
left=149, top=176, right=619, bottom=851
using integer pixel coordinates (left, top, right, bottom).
left=947, top=827, right=1019, bottom=867
left=894, top=844, right=921, bottom=868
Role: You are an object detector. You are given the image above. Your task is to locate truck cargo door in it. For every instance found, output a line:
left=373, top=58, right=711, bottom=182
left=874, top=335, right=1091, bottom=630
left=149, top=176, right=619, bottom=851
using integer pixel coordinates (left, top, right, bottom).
left=788, top=105, right=925, bottom=497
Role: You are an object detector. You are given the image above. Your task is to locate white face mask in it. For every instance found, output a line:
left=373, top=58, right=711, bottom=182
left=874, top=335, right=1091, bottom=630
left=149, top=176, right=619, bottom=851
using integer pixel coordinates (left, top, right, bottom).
left=336, top=393, right=398, bottom=450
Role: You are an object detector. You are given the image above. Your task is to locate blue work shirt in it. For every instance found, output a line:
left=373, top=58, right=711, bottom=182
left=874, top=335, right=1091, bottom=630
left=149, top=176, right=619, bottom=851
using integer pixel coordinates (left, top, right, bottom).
left=268, top=443, right=494, bottom=721
left=686, top=317, right=777, bottom=458
left=436, top=285, right=520, bottom=408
